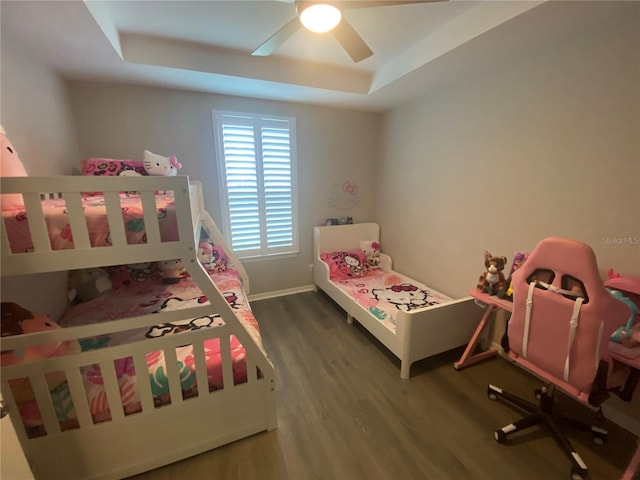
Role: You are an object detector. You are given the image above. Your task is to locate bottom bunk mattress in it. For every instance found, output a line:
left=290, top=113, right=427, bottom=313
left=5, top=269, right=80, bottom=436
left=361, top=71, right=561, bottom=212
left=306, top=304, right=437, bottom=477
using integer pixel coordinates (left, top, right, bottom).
left=328, top=269, right=453, bottom=332
left=6, top=268, right=262, bottom=438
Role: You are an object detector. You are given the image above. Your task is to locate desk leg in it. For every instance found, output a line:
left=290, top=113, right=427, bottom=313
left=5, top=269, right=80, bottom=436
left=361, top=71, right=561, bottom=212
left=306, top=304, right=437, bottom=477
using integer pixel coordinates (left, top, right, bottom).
left=454, top=304, right=499, bottom=370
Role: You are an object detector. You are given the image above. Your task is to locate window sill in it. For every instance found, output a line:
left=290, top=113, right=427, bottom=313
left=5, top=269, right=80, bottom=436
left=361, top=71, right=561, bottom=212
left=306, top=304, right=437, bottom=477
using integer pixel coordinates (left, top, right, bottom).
left=238, top=251, right=299, bottom=264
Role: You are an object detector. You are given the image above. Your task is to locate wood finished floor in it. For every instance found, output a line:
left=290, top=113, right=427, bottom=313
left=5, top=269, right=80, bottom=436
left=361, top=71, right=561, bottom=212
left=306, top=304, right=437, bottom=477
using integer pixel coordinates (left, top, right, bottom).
left=132, top=291, right=637, bottom=480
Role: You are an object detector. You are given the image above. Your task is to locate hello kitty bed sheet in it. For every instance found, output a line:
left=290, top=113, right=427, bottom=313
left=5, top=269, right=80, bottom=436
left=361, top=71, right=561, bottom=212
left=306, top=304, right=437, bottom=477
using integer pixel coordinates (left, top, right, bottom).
left=1, top=193, right=179, bottom=254
left=329, top=270, right=452, bottom=333
left=15, top=268, right=261, bottom=437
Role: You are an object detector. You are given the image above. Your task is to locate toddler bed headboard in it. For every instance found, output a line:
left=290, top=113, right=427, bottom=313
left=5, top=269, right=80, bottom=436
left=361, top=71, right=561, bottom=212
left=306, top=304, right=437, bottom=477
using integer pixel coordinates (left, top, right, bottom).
left=314, top=222, right=380, bottom=257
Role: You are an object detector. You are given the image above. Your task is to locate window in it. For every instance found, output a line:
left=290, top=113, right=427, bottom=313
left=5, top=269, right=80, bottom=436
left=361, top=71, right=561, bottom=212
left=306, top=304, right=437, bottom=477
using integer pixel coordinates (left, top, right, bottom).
left=213, top=111, right=298, bottom=259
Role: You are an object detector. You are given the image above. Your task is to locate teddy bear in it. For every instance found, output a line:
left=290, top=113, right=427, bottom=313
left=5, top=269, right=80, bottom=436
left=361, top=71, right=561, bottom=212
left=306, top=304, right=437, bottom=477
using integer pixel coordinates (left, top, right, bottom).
left=477, top=251, right=508, bottom=298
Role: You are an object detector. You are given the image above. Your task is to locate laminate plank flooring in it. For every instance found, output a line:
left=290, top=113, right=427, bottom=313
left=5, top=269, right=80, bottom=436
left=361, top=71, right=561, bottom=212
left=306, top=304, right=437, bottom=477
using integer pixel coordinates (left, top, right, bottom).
left=132, top=291, right=638, bottom=480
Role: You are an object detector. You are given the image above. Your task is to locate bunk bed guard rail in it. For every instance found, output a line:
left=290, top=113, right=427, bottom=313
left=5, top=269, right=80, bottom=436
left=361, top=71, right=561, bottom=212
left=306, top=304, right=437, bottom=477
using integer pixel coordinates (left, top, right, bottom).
left=1, top=175, right=195, bottom=275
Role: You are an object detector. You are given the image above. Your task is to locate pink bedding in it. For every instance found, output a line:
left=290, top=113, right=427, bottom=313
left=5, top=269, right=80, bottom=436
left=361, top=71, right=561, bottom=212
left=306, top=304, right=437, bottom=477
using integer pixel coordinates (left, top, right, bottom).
left=2, top=193, right=179, bottom=254
left=329, top=269, right=452, bottom=333
left=11, top=268, right=261, bottom=437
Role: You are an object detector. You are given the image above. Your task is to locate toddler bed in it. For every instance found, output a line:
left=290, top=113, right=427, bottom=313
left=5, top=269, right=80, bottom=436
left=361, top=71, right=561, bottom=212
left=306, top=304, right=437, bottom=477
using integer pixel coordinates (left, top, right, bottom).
left=314, top=222, right=484, bottom=379
left=1, top=174, right=275, bottom=479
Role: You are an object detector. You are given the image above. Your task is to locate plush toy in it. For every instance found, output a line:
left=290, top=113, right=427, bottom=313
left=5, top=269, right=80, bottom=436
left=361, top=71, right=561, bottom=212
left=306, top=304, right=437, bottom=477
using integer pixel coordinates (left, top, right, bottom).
left=143, top=149, right=182, bottom=177
left=197, top=241, right=216, bottom=271
left=477, top=251, right=508, bottom=298
left=197, top=241, right=228, bottom=273
left=68, top=268, right=112, bottom=303
left=0, top=124, right=28, bottom=209
left=158, top=259, right=184, bottom=284
left=0, top=302, right=81, bottom=405
left=360, top=240, right=381, bottom=271
left=505, top=251, right=530, bottom=299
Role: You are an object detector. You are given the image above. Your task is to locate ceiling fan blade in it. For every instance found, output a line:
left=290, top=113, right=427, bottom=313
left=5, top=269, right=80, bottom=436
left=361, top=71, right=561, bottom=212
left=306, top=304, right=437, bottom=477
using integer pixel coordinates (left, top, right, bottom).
left=252, top=17, right=301, bottom=56
left=332, top=18, right=373, bottom=63
left=340, top=0, right=447, bottom=9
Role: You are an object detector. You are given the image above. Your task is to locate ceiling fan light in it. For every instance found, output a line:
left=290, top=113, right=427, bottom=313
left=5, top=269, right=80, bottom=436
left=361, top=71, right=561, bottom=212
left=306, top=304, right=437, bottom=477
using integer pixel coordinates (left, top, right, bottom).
left=299, top=4, right=342, bottom=33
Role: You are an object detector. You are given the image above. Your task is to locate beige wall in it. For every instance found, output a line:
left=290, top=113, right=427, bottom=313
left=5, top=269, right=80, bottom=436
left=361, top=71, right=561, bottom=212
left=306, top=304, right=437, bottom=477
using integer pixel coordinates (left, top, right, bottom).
left=377, top=4, right=640, bottom=300
left=0, top=34, right=80, bottom=319
left=67, top=82, right=380, bottom=295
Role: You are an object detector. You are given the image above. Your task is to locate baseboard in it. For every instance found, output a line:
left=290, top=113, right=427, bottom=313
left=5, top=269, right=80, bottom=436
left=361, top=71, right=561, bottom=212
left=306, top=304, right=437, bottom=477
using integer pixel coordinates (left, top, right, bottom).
left=248, top=284, right=316, bottom=302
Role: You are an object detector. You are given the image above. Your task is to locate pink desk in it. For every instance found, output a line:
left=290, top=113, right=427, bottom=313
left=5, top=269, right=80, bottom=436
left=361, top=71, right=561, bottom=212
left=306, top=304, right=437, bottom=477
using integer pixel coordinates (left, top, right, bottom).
left=455, top=289, right=640, bottom=371
left=454, top=290, right=513, bottom=370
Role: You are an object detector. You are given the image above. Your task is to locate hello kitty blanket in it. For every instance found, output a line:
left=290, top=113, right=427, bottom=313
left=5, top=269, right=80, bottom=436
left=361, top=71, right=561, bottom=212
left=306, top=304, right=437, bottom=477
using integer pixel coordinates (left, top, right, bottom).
left=1, top=193, right=179, bottom=254
left=16, top=268, right=260, bottom=437
left=330, top=270, right=452, bottom=333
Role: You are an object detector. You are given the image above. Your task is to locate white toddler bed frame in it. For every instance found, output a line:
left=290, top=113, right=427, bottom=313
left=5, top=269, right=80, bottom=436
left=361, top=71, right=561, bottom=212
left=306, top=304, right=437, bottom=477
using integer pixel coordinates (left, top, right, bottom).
left=314, top=222, right=483, bottom=379
left=0, top=175, right=276, bottom=479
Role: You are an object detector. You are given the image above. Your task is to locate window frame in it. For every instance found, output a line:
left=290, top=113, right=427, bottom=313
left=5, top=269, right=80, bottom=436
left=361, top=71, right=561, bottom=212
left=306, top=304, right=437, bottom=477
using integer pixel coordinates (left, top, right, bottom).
left=213, top=110, right=299, bottom=260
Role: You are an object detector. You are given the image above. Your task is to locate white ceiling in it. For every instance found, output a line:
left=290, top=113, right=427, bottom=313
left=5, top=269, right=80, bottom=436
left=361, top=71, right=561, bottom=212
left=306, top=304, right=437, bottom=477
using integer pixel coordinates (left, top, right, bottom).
left=0, top=0, right=611, bottom=112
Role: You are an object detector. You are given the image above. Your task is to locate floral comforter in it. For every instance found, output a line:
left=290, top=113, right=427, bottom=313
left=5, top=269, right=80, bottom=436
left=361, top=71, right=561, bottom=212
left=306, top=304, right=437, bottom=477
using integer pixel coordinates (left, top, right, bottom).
left=1, top=193, right=179, bottom=254
left=330, top=269, right=452, bottom=333
left=14, top=268, right=261, bottom=437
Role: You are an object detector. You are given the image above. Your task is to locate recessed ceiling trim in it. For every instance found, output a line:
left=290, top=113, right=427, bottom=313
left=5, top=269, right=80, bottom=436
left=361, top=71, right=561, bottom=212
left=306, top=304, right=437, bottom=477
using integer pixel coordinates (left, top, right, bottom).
left=82, top=0, right=123, bottom=60
left=120, top=33, right=372, bottom=95
left=369, top=0, right=546, bottom=93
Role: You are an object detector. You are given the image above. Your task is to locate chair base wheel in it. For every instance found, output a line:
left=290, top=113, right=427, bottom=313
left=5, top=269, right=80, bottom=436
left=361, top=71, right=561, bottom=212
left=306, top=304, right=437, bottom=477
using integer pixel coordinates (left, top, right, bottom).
left=494, top=429, right=507, bottom=443
left=570, top=466, right=588, bottom=480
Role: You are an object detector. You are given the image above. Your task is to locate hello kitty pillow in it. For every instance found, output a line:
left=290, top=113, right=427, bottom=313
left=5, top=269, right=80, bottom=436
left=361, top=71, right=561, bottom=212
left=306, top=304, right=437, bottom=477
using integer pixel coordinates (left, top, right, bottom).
left=0, top=125, right=28, bottom=209
left=320, top=249, right=368, bottom=280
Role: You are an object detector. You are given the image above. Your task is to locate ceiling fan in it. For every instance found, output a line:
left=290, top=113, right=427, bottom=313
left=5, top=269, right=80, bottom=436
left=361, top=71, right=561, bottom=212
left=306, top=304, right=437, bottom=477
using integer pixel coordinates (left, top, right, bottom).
left=252, top=0, right=447, bottom=63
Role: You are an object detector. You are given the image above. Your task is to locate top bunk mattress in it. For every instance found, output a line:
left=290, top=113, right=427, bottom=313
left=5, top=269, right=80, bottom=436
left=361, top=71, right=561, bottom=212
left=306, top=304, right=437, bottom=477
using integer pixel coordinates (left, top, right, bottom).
left=2, top=192, right=179, bottom=254
left=328, top=269, right=452, bottom=333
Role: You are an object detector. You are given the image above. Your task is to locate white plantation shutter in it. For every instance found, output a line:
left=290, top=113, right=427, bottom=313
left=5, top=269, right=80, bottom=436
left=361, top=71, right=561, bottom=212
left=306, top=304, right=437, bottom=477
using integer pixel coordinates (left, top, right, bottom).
left=214, top=112, right=298, bottom=258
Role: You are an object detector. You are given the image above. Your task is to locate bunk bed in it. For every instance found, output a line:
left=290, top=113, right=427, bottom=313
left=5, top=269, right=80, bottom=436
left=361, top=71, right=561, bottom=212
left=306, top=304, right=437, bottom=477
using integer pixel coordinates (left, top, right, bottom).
left=314, top=222, right=484, bottom=379
left=0, top=175, right=276, bottom=480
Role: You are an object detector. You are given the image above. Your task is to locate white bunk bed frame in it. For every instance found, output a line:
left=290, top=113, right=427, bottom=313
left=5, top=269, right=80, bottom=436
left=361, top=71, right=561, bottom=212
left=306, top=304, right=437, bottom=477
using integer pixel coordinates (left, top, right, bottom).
left=0, top=175, right=276, bottom=480
left=314, top=222, right=483, bottom=379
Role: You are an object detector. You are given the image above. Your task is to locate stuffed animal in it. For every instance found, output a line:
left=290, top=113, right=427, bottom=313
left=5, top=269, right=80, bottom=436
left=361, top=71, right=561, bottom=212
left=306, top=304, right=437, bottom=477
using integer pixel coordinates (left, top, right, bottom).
left=505, top=252, right=530, bottom=298
left=0, top=125, right=29, bottom=209
left=158, top=259, right=184, bottom=284
left=360, top=240, right=381, bottom=271
left=68, top=268, right=112, bottom=303
left=0, top=302, right=81, bottom=405
left=143, top=150, right=182, bottom=177
left=477, top=251, right=508, bottom=298
left=197, top=241, right=228, bottom=273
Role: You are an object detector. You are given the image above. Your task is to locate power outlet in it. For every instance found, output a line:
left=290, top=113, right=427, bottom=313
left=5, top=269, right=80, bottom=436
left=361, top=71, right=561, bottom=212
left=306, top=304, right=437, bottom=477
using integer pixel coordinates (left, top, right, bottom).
left=309, top=263, right=314, bottom=272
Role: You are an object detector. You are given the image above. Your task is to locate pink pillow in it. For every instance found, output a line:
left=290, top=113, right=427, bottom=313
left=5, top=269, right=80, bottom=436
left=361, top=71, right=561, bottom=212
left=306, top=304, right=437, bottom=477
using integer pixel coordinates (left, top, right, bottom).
left=81, top=158, right=146, bottom=177
left=1, top=130, right=28, bottom=209
left=320, top=249, right=368, bottom=279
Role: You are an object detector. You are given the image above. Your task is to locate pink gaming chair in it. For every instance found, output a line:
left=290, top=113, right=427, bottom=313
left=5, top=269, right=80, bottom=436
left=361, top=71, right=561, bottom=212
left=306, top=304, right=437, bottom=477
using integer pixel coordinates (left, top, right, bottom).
left=487, top=237, right=631, bottom=480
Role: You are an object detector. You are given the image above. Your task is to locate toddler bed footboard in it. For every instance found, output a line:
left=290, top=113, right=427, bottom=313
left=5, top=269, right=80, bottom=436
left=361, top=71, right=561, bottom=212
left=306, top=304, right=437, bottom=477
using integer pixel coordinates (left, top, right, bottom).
left=314, top=223, right=483, bottom=379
